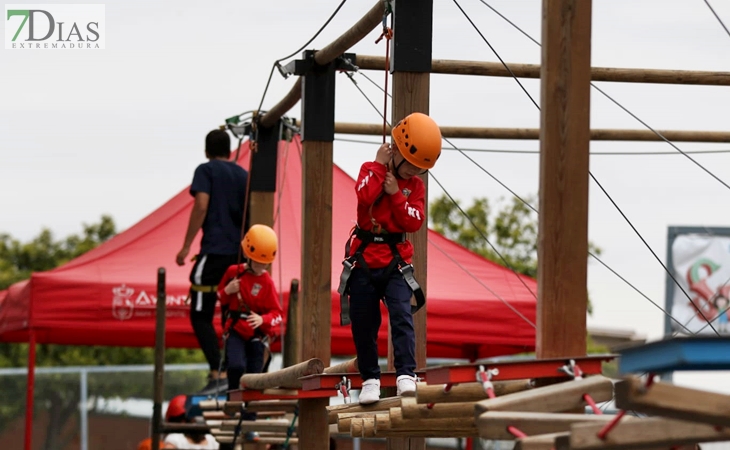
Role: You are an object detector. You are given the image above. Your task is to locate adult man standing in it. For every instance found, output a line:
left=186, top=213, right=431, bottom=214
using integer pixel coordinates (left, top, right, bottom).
left=176, top=129, right=249, bottom=394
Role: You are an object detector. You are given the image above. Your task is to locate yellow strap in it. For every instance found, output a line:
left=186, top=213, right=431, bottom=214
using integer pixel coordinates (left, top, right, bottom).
left=190, top=284, right=218, bottom=293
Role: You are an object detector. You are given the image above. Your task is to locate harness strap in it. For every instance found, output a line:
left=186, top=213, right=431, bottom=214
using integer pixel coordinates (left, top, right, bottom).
left=337, top=227, right=426, bottom=325
left=190, top=284, right=218, bottom=293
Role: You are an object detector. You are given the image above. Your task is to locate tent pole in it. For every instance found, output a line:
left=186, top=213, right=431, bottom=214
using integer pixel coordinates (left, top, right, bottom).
left=151, top=268, right=167, bottom=450
left=24, top=329, right=36, bottom=450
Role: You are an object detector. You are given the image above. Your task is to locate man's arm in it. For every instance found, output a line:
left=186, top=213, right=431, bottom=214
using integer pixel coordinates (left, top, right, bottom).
left=176, top=192, right=210, bottom=266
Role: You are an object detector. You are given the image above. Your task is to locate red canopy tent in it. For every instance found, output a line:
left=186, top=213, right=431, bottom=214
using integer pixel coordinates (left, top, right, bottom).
left=0, top=136, right=537, bottom=450
left=0, top=136, right=536, bottom=358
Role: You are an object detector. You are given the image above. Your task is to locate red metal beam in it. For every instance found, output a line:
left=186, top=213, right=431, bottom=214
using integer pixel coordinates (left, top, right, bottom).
left=426, top=355, right=615, bottom=385
left=300, top=371, right=427, bottom=391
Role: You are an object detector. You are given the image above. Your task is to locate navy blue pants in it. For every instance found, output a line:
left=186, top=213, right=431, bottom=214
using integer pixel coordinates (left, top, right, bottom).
left=225, top=331, right=265, bottom=393
left=348, top=267, right=416, bottom=380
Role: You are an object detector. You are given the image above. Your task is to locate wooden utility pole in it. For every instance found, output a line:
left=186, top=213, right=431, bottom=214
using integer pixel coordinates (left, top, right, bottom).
left=536, top=0, right=592, bottom=359
left=388, top=0, right=433, bottom=448
left=297, top=50, right=336, bottom=449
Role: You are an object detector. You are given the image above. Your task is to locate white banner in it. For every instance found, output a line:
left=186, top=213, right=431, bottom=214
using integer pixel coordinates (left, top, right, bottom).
left=670, top=233, right=730, bottom=335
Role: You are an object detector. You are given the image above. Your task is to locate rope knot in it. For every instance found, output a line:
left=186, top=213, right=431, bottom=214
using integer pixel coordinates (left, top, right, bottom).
left=375, top=26, right=393, bottom=44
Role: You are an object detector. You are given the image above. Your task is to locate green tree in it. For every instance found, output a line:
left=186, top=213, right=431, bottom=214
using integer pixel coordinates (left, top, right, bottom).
left=0, top=217, right=205, bottom=450
left=429, top=194, right=611, bottom=357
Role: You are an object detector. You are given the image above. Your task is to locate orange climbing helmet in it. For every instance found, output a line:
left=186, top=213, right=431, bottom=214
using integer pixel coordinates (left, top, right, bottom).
left=242, top=224, right=278, bottom=264
left=391, top=112, right=442, bottom=170
left=165, top=395, right=187, bottom=421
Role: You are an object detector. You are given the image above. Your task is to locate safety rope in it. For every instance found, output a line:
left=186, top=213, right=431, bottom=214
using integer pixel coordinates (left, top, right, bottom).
left=374, top=0, right=393, bottom=145
left=366, top=1, right=394, bottom=233
left=236, top=119, right=256, bottom=278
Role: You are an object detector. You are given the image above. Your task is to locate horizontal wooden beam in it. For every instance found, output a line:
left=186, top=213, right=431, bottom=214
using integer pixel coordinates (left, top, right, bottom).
left=258, top=2, right=384, bottom=128
left=475, top=376, right=614, bottom=414
left=355, top=55, right=730, bottom=86
left=217, top=436, right=299, bottom=445
left=570, top=416, right=730, bottom=450
left=416, top=380, right=533, bottom=404
left=476, top=411, right=621, bottom=441
left=390, top=406, right=477, bottom=432
left=332, top=122, right=730, bottom=142
left=401, top=397, right=474, bottom=419
left=515, top=432, right=570, bottom=450
left=220, top=419, right=293, bottom=433
left=323, top=357, right=359, bottom=374
left=239, top=358, right=324, bottom=390
left=326, top=396, right=402, bottom=424
left=337, top=412, right=384, bottom=433
left=223, top=399, right=299, bottom=415
left=615, top=376, right=730, bottom=428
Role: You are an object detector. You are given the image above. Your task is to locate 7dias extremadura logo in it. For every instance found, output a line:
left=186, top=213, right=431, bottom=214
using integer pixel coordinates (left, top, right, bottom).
left=5, top=4, right=105, bottom=50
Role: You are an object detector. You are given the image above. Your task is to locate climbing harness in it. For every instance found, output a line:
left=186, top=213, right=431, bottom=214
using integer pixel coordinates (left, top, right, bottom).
left=337, top=226, right=426, bottom=326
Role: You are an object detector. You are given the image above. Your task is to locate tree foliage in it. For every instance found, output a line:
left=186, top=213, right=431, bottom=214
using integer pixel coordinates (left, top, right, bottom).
left=431, top=194, right=539, bottom=277
left=429, top=194, right=611, bottom=359
left=0, top=216, right=205, bottom=450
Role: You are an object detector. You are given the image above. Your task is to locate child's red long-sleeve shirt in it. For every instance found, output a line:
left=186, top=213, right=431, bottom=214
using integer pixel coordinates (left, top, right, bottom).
left=217, top=264, right=283, bottom=340
left=349, top=161, right=425, bottom=268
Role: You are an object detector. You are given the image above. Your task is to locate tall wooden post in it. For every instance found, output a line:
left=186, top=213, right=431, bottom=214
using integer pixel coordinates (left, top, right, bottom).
left=389, top=0, right=432, bottom=448
left=536, top=0, right=592, bottom=359
left=249, top=123, right=279, bottom=230
left=298, top=50, right=335, bottom=450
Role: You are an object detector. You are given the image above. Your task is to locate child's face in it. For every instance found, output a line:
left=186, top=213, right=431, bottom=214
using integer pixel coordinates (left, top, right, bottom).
left=393, top=151, right=422, bottom=179
left=250, top=261, right=268, bottom=275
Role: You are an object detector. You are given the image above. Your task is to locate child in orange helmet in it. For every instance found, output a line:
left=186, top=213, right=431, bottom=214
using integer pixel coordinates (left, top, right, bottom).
left=339, top=112, right=442, bottom=404
left=217, top=224, right=284, bottom=394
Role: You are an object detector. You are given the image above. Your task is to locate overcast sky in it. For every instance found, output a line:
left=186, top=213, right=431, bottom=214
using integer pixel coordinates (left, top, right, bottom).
left=3, top=0, right=730, bottom=389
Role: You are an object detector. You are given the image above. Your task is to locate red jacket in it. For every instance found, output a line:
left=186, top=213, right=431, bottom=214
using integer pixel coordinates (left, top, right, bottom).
left=348, top=161, right=425, bottom=268
left=217, top=264, right=284, bottom=340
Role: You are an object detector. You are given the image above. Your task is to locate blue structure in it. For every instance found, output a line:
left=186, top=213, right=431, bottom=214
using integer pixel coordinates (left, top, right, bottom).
left=618, top=336, right=730, bottom=374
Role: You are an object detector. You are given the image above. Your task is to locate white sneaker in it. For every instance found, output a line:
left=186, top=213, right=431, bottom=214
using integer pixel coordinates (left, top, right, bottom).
left=396, top=375, right=417, bottom=397
left=359, top=379, right=381, bottom=404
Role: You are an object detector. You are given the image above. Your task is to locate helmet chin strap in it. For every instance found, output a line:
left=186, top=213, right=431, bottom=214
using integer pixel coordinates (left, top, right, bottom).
left=390, top=154, right=408, bottom=180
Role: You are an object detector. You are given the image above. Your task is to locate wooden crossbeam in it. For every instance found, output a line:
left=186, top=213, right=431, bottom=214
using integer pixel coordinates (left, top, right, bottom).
left=238, top=399, right=298, bottom=414
left=514, top=432, right=570, bottom=450
left=389, top=406, right=477, bottom=433
left=375, top=429, right=479, bottom=438
left=198, top=399, right=225, bottom=411
left=615, top=376, right=730, bottom=427
left=570, top=417, right=730, bottom=450
left=323, top=357, right=358, bottom=374
left=476, top=411, right=620, bottom=440
left=416, top=380, right=533, bottom=404
left=401, top=397, right=474, bottom=419
left=220, top=419, right=293, bottom=433
left=337, top=412, right=384, bottom=433
left=475, top=376, right=613, bottom=414
left=355, top=55, right=730, bottom=86
left=326, top=396, right=402, bottom=424
left=202, top=411, right=228, bottom=420
left=217, top=436, right=299, bottom=445
left=239, top=358, right=324, bottom=390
